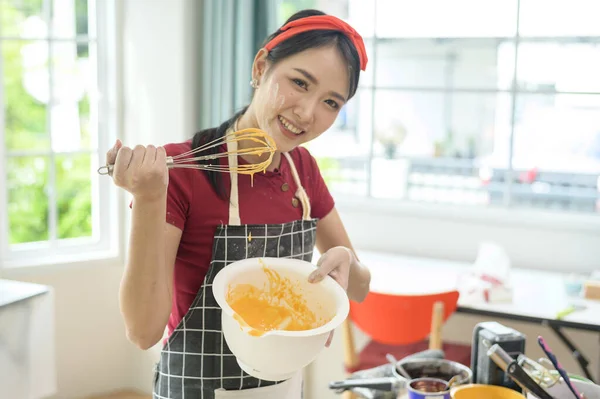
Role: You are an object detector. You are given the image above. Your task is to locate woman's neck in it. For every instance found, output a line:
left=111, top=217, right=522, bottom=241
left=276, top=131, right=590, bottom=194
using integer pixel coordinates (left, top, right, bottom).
left=235, top=111, right=281, bottom=172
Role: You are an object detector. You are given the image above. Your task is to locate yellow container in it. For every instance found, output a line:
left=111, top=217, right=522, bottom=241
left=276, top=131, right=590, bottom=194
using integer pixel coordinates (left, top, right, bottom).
left=452, top=384, right=525, bottom=399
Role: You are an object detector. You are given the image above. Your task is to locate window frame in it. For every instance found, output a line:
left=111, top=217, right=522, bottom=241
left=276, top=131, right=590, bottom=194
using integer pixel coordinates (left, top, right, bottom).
left=296, top=0, right=600, bottom=222
left=0, top=0, right=121, bottom=270
left=335, top=194, right=600, bottom=234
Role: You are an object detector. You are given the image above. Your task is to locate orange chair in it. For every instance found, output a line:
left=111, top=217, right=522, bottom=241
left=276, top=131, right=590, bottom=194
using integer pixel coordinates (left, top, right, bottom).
left=341, top=290, right=472, bottom=376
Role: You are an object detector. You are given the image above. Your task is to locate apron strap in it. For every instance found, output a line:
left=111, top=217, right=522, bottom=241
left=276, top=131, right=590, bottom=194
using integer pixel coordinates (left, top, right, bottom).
left=227, top=124, right=312, bottom=225
left=227, top=138, right=242, bottom=226
left=282, top=152, right=312, bottom=221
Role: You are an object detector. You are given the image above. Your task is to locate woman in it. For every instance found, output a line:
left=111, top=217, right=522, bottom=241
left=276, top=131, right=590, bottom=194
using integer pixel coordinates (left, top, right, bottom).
left=106, top=9, right=371, bottom=399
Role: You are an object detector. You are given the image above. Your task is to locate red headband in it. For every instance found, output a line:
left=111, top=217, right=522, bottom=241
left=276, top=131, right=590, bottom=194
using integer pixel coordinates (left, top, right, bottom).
left=264, top=15, right=368, bottom=71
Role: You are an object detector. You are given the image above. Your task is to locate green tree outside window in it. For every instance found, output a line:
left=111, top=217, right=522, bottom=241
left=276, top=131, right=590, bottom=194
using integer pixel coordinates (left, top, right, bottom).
left=2, top=0, right=94, bottom=245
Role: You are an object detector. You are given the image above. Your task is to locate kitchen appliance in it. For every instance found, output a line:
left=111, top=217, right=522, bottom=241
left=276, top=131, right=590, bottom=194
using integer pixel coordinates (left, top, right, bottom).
left=471, top=321, right=526, bottom=391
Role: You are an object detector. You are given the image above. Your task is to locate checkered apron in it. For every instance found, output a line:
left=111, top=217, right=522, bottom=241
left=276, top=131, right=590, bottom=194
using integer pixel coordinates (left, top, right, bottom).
left=153, top=138, right=317, bottom=399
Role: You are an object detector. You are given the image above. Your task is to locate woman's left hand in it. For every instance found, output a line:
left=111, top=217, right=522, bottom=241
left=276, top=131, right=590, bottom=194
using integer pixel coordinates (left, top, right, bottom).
left=308, top=246, right=354, bottom=347
left=309, top=246, right=353, bottom=290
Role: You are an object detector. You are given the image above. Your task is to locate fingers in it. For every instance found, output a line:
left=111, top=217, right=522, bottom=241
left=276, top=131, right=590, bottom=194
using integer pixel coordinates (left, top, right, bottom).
left=325, top=330, right=335, bottom=348
left=112, top=145, right=132, bottom=182
left=129, top=144, right=147, bottom=171
left=156, top=146, right=167, bottom=163
left=155, top=146, right=169, bottom=185
left=316, top=252, right=328, bottom=267
left=105, top=139, right=122, bottom=165
left=105, top=142, right=169, bottom=199
left=309, top=260, right=336, bottom=283
left=309, top=247, right=351, bottom=289
left=142, top=145, right=157, bottom=168
left=308, top=267, right=325, bottom=283
left=108, top=143, right=166, bottom=174
left=309, top=251, right=335, bottom=283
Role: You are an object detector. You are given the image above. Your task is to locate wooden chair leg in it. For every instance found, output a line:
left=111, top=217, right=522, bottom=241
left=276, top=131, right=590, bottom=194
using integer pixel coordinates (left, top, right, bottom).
left=343, top=390, right=358, bottom=399
left=342, top=318, right=359, bottom=370
left=341, top=318, right=359, bottom=399
left=429, top=301, right=444, bottom=350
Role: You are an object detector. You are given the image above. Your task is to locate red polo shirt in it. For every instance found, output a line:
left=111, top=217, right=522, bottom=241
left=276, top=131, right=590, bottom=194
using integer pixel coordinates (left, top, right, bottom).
left=156, top=140, right=334, bottom=337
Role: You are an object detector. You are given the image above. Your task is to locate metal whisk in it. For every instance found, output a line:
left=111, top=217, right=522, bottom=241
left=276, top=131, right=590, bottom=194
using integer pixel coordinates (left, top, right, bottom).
left=97, top=128, right=277, bottom=176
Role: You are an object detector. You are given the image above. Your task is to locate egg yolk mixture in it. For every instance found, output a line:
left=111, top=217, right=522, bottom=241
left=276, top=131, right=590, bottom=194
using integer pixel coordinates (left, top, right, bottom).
left=226, top=262, right=328, bottom=336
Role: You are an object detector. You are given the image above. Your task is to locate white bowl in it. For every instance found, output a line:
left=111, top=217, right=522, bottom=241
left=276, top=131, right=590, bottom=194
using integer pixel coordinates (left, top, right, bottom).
left=212, top=257, right=349, bottom=381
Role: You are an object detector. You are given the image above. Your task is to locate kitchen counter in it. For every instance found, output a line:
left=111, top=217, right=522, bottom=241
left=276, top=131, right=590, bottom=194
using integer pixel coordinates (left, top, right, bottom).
left=0, top=279, right=50, bottom=308
left=0, top=279, right=55, bottom=399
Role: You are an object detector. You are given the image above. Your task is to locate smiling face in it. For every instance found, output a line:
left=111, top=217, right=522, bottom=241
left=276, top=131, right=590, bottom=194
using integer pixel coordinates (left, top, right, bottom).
left=245, top=45, right=351, bottom=153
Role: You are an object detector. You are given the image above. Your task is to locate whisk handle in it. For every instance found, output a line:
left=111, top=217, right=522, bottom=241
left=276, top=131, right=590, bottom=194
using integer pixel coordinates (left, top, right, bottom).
left=97, top=157, right=174, bottom=176
left=98, top=164, right=114, bottom=176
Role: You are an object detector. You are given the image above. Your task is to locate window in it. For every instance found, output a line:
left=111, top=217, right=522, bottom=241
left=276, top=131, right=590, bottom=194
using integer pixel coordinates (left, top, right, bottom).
left=1, top=0, right=118, bottom=268
left=279, top=0, right=600, bottom=214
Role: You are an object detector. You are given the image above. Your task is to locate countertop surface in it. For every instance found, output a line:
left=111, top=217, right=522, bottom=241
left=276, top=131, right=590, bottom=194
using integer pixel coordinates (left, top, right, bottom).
left=0, top=279, right=50, bottom=308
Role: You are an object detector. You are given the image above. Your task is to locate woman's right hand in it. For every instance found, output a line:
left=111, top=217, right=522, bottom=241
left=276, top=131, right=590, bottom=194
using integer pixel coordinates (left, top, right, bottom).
left=106, top=139, right=169, bottom=201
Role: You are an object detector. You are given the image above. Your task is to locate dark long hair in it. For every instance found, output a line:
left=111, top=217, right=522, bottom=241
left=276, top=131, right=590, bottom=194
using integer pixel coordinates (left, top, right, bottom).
left=191, top=9, right=362, bottom=199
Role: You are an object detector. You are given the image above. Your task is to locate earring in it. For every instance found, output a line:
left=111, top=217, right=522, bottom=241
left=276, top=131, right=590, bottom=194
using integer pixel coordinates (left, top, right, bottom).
left=250, top=79, right=258, bottom=89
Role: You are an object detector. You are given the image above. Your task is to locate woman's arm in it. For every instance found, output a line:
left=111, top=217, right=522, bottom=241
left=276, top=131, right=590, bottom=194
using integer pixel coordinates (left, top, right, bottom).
left=107, top=141, right=182, bottom=349
left=315, top=207, right=371, bottom=302
left=119, top=197, right=182, bottom=349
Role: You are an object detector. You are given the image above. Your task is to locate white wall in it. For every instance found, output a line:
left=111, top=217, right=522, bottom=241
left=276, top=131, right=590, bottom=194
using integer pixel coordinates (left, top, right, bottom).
left=120, top=0, right=197, bottom=393
left=336, top=200, right=600, bottom=272
left=120, top=0, right=196, bottom=149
